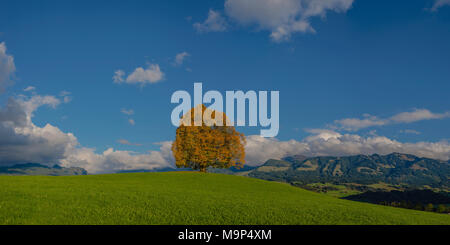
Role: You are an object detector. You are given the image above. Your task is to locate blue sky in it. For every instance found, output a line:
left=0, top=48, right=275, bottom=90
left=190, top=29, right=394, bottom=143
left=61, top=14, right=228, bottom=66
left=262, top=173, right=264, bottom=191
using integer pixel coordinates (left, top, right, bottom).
left=1, top=0, right=450, bottom=173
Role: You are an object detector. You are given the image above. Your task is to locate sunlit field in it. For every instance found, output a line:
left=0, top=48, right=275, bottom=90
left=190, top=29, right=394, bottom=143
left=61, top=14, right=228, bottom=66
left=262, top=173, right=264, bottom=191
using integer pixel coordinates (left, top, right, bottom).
left=0, top=172, right=448, bottom=225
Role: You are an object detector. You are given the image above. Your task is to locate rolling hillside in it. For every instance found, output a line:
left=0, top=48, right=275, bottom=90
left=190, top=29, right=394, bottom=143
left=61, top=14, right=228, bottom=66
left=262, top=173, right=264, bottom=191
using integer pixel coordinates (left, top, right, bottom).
left=0, top=172, right=448, bottom=225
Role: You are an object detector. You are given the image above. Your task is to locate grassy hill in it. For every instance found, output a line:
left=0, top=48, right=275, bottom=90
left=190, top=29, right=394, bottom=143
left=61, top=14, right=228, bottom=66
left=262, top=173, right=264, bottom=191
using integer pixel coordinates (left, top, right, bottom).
left=0, top=172, right=449, bottom=225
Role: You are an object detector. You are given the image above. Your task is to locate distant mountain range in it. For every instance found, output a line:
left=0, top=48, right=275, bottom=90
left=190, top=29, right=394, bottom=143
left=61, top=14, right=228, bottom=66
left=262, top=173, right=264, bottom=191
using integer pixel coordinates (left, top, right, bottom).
left=0, top=163, right=87, bottom=176
left=210, top=153, right=450, bottom=189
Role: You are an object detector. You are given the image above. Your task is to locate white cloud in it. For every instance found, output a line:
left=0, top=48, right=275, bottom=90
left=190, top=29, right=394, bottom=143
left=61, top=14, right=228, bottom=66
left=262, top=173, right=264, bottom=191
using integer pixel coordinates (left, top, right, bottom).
left=20, top=94, right=61, bottom=117
left=390, top=109, right=450, bottom=123
left=0, top=42, right=15, bottom=93
left=305, top=128, right=342, bottom=140
left=114, top=64, right=164, bottom=86
left=244, top=135, right=308, bottom=165
left=117, top=139, right=142, bottom=146
left=430, top=0, right=450, bottom=11
left=126, top=64, right=164, bottom=84
left=113, top=69, right=125, bottom=83
left=334, top=114, right=387, bottom=131
left=0, top=93, right=77, bottom=165
left=223, top=0, right=354, bottom=42
left=194, top=9, right=228, bottom=33
left=334, top=109, right=450, bottom=131
left=174, top=52, right=190, bottom=66
left=128, top=118, right=135, bottom=126
left=121, top=108, right=134, bottom=115
left=24, top=86, right=35, bottom=92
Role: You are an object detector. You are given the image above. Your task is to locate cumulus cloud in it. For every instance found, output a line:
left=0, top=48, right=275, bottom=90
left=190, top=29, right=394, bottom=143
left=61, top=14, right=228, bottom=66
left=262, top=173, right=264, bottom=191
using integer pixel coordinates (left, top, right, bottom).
left=117, top=139, right=142, bottom=146
left=390, top=109, right=450, bottom=123
left=194, top=9, right=228, bottom=33
left=128, top=118, right=135, bottom=126
left=0, top=94, right=77, bottom=165
left=113, top=64, right=164, bottom=86
left=126, top=64, right=164, bottom=84
left=19, top=95, right=61, bottom=117
left=0, top=42, right=15, bottom=93
left=222, top=0, right=353, bottom=42
left=174, top=52, right=190, bottom=66
left=244, top=130, right=450, bottom=166
left=430, top=0, right=450, bottom=11
left=334, top=109, right=450, bottom=131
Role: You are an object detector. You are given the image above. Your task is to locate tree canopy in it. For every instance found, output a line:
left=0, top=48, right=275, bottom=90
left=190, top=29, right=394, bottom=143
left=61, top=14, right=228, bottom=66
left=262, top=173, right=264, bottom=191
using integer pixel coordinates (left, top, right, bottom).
left=171, top=104, right=246, bottom=172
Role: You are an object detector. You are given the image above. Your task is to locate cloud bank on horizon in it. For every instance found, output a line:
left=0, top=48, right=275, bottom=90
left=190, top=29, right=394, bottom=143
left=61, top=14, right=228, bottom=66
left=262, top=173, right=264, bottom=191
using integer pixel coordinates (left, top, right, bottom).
left=244, top=132, right=450, bottom=166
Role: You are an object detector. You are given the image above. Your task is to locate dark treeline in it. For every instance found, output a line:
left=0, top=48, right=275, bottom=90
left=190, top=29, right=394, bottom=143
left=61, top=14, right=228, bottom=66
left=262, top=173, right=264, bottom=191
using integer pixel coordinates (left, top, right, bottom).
left=343, top=189, right=450, bottom=214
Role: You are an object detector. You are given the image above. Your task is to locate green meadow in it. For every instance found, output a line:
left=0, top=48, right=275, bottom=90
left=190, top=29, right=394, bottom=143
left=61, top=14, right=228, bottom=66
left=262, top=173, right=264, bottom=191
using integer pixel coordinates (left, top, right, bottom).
left=0, top=172, right=448, bottom=225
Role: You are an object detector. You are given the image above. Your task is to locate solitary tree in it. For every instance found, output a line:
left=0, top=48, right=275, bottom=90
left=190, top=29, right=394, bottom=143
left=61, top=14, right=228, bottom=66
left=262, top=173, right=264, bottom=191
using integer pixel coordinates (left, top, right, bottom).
left=172, top=104, right=246, bottom=172
left=424, top=203, right=435, bottom=212
left=437, top=204, right=447, bottom=213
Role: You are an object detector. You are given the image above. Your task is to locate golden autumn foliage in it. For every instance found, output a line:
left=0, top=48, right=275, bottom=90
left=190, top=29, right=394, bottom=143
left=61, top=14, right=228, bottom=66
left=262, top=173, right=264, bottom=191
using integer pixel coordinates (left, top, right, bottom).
left=171, top=104, right=246, bottom=172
